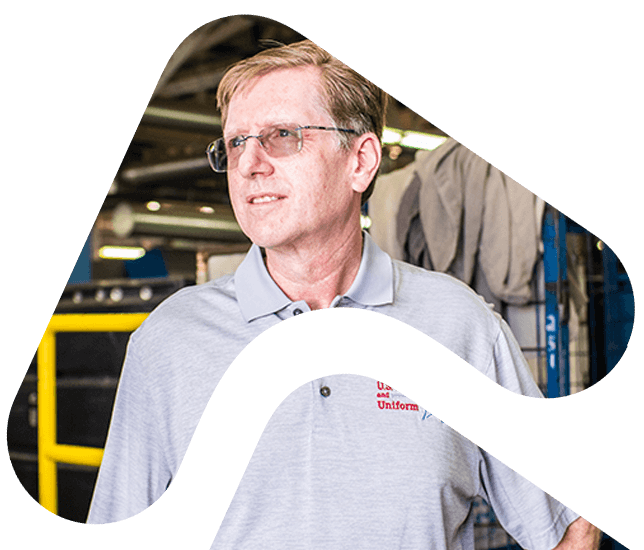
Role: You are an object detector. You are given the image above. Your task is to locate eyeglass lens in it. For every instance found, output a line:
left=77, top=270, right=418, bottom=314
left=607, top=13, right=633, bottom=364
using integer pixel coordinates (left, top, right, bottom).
left=206, top=124, right=357, bottom=173
left=213, top=125, right=302, bottom=172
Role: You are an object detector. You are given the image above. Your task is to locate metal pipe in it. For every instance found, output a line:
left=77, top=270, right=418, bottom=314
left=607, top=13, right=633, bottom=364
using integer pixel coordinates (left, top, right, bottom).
left=120, top=156, right=212, bottom=184
left=112, top=201, right=248, bottom=242
left=141, top=106, right=221, bottom=133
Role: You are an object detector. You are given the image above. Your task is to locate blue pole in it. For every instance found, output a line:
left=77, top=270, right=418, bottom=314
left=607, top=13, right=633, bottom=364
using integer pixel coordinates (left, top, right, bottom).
left=542, top=206, right=572, bottom=397
left=543, top=208, right=559, bottom=397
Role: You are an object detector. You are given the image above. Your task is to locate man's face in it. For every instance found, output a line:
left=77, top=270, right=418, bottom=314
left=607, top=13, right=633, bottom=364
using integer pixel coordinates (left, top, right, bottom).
left=224, top=66, right=361, bottom=252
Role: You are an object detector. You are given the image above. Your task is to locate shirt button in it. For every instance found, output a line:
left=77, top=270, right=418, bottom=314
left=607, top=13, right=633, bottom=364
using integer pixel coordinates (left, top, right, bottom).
left=293, top=308, right=303, bottom=316
left=320, top=386, right=331, bottom=397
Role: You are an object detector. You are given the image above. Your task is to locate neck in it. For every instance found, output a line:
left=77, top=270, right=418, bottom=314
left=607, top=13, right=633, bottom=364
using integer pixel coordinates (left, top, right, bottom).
left=264, top=229, right=364, bottom=310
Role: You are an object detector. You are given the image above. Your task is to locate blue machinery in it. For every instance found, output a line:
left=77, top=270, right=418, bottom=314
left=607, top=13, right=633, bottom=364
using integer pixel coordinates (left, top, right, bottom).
left=475, top=206, right=636, bottom=549
left=541, top=205, right=634, bottom=398
left=542, top=206, right=632, bottom=550
left=456, top=206, right=636, bottom=550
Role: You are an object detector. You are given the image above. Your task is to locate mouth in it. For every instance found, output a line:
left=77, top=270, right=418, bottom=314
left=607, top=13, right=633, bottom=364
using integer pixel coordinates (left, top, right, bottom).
left=248, top=194, right=286, bottom=205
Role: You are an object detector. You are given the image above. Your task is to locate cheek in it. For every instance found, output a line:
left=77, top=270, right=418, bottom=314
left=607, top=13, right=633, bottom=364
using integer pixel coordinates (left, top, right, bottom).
left=227, top=182, right=246, bottom=220
left=309, top=161, right=335, bottom=194
left=227, top=174, right=242, bottom=197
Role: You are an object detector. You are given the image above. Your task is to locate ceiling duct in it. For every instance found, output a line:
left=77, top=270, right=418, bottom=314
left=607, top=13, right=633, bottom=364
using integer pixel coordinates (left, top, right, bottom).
left=141, top=106, right=222, bottom=134
left=120, top=156, right=213, bottom=184
left=112, top=201, right=248, bottom=243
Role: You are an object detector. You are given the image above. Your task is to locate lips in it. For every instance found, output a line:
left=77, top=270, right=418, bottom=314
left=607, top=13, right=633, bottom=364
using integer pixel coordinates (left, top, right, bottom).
left=247, top=194, right=286, bottom=204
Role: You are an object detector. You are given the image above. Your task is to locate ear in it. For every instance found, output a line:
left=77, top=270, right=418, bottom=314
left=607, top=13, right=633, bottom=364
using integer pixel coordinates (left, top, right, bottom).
left=349, top=132, right=382, bottom=193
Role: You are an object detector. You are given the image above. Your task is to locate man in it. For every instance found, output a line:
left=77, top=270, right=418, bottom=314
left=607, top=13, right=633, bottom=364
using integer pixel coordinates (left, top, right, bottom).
left=88, top=40, right=600, bottom=549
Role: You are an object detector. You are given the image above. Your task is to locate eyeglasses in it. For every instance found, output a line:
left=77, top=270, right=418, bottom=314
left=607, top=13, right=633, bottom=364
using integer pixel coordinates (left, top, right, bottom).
left=206, top=124, right=357, bottom=173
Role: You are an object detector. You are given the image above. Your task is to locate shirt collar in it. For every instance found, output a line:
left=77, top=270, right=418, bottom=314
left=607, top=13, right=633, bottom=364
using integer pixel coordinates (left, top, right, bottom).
left=234, top=231, right=394, bottom=322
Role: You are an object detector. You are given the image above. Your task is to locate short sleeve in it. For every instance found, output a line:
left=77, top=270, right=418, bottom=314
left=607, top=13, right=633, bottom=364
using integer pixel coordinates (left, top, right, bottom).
left=486, top=318, right=544, bottom=398
left=479, top=452, right=579, bottom=550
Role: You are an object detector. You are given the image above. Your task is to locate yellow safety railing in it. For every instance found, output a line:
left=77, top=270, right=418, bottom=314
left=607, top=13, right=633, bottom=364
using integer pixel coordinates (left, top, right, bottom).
left=37, top=313, right=148, bottom=514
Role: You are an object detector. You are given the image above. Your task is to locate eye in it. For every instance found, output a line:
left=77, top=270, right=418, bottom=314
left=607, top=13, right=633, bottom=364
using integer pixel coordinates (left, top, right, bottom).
left=277, top=128, right=292, bottom=138
left=229, top=136, right=245, bottom=148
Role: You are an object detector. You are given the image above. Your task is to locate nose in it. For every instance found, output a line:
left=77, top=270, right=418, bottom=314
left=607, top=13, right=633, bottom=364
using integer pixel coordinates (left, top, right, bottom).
left=236, top=136, right=273, bottom=178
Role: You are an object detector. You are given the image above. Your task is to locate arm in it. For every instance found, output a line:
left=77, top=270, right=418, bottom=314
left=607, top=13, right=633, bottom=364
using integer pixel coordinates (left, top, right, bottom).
left=554, top=517, right=601, bottom=550
left=87, top=340, right=171, bottom=523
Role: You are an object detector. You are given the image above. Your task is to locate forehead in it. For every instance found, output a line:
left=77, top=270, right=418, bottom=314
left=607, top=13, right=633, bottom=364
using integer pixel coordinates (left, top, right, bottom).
left=224, top=66, right=327, bottom=134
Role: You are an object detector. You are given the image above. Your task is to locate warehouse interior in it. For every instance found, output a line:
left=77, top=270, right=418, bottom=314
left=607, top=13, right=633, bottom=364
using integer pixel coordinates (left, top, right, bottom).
left=7, top=14, right=633, bottom=550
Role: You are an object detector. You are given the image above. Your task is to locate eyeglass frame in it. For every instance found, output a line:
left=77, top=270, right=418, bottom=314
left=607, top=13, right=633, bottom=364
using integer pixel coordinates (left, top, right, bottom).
left=205, top=124, right=358, bottom=173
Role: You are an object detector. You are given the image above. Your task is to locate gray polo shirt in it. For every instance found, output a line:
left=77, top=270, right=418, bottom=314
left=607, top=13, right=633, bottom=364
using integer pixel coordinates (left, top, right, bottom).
left=211, top=374, right=578, bottom=550
left=88, top=233, right=577, bottom=549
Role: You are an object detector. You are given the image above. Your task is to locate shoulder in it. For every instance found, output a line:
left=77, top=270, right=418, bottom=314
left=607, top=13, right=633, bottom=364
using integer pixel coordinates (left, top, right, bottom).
left=388, top=260, right=503, bottom=371
left=392, top=259, right=500, bottom=322
left=130, top=273, right=240, bottom=346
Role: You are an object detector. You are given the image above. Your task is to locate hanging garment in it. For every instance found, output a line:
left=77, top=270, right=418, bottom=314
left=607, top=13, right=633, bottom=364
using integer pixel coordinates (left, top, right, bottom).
left=416, top=139, right=488, bottom=282
left=370, top=138, right=542, bottom=306
left=368, top=156, right=420, bottom=262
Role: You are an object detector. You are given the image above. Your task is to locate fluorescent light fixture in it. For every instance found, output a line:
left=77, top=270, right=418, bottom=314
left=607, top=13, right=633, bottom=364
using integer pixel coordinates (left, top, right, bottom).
left=144, top=106, right=221, bottom=127
left=382, top=127, right=404, bottom=145
left=146, top=201, right=161, bottom=212
left=382, top=126, right=448, bottom=151
left=400, top=132, right=447, bottom=151
left=99, top=246, right=146, bottom=260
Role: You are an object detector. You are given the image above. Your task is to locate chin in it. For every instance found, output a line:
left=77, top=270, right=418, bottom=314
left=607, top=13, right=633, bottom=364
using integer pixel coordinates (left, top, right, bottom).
left=249, top=231, right=305, bottom=252
left=243, top=228, right=285, bottom=250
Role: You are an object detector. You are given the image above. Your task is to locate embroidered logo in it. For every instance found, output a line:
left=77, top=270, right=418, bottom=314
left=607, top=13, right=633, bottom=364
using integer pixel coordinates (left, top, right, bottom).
left=375, top=381, right=442, bottom=423
left=375, top=381, right=419, bottom=412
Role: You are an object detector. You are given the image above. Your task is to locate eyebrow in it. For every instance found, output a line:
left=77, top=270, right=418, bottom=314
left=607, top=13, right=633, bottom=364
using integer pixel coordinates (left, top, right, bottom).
left=224, top=121, right=299, bottom=138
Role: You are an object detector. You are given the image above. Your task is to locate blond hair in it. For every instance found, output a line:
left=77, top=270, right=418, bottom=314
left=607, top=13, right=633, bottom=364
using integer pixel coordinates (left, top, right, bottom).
left=217, top=40, right=388, bottom=203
